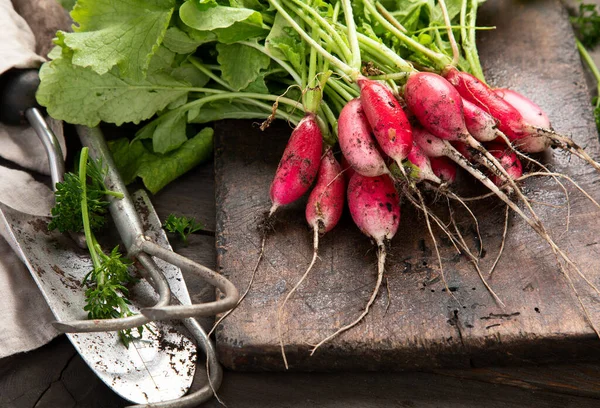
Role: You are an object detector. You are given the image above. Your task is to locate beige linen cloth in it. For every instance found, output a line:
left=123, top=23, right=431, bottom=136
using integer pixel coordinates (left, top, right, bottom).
left=0, top=0, right=67, bottom=358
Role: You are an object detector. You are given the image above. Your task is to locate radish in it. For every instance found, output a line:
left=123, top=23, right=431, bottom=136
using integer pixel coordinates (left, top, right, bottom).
left=338, top=98, right=389, bottom=177
left=485, top=142, right=523, bottom=187
left=443, top=67, right=600, bottom=168
left=305, top=150, right=346, bottom=234
left=462, top=98, right=499, bottom=142
left=311, top=172, right=400, bottom=354
left=279, top=149, right=345, bottom=368
left=442, top=66, right=526, bottom=140
left=269, top=113, right=323, bottom=214
left=494, top=88, right=551, bottom=129
left=430, top=157, right=457, bottom=184
left=407, top=142, right=442, bottom=184
left=494, top=88, right=551, bottom=153
left=404, top=72, right=470, bottom=142
left=357, top=77, right=413, bottom=167
left=405, top=72, right=526, bottom=192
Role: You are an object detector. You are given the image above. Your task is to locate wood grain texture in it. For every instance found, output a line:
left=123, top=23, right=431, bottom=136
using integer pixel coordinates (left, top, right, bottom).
left=214, top=0, right=600, bottom=371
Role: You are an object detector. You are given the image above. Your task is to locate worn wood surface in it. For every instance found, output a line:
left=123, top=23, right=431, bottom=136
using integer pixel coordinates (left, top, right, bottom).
left=214, top=0, right=600, bottom=371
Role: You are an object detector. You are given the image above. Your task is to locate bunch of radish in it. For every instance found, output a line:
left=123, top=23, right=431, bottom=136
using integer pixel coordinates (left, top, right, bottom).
left=258, top=0, right=600, bottom=365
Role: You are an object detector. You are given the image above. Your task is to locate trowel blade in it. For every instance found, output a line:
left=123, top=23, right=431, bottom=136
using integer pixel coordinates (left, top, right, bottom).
left=0, top=190, right=196, bottom=404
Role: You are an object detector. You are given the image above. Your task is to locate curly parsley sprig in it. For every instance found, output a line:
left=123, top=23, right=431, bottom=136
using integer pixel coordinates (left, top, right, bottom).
left=49, top=148, right=141, bottom=347
left=163, top=214, right=205, bottom=245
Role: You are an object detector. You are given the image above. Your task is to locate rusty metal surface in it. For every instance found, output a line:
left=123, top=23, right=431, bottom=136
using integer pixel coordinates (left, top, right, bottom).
left=214, top=0, right=600, bottom=371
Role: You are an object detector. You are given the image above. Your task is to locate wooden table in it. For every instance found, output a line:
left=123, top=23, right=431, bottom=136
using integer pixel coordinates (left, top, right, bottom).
left=3, top=0, right=600, bottom=407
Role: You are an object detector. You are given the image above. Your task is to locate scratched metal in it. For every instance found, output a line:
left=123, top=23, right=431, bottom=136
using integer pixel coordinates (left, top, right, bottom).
left=214, top=0, right=600, bottom=371
left=0, top=190, right=196, bottom=403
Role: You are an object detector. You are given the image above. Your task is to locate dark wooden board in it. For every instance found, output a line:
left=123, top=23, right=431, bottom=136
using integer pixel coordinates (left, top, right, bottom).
left=214, top=0, right=600, bottom=371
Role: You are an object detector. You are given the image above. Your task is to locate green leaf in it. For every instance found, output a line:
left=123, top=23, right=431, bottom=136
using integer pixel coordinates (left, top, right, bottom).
left=392, top=0, right=428, bottom=33
left=179, top=2, right=268, bottom=43
left=265, top=13, right=306, bottom=73
left=153, top=112, right=188, bottom=153
left=36, top=55, right=189, bottom=127
left=180, top=2, right=260, bottom=31
left=108, top=128, right=214, bottom=193
left=163, top=27, right=213, bottom=54
left=62, top=0, right=175, bottom=80
left=216, top=43, right=270, bottom=91
left=171, top=63, right=210, bottom=87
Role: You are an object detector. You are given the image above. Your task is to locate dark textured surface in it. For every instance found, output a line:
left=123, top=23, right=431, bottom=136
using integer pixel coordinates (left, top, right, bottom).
left=214, top=0, right=600, bottom=371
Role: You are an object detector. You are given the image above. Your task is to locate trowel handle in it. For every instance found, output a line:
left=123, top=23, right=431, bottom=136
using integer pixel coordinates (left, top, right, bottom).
left=0, top=69, right=65, bottom=190
left=26, top=107, right=65, bottom=189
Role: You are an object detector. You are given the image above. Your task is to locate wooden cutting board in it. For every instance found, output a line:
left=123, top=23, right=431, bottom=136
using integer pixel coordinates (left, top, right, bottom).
left=214, top=0, right=600, bottom=371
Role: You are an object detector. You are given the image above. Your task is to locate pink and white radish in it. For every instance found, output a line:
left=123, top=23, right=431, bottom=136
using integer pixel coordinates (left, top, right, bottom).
left=462, top=98, right=499, bottom=143
left=279, top=149, right=346, bottom=368
left=493, top=88, right=551, bottom=153
left=269, top=113, right=323, bottom=214
left=311, top=172, right=400, bottom=354
left=338, top=98, right=389, bottom=177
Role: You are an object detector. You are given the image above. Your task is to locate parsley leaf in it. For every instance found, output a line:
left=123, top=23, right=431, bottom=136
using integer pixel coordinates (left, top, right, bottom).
left=570, top=3, right=600, bottom=49
left=163, top=214, right=205, bottom=244
left=49, top=157, right=120, bottom=233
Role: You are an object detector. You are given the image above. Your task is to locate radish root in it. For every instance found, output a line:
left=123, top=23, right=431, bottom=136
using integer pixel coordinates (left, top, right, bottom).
left=278, top=227, right=320, bottom=369
left=310, top=243, right=387, bottom=355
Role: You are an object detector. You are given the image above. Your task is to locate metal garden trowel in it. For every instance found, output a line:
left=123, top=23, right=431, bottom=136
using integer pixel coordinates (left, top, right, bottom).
left=0, top=69, right=239, bottom=407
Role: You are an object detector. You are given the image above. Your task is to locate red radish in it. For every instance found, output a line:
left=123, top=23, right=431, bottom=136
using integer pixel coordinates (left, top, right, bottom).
left=462, top=98, right=499, bottom=142
left=494, top=88, right=551, bottom=129
left=305, top=150, right=346, bottom=233
left=311, top=172, right=400, bottom=354
left=429, top=157, right=457, bottom=184
left=338, top=98, right=389, bottom=177
left=407, top=142, right=441, bottom=184
left=485, top=142, right=523, bottom=186
left=405, top=74, right=523, bottom=190
left=357, top=77, right=413, bottom=166
left=279, top=149, right=346, bottom=369
left=404, top=72, right=469, bottom=142
left=347, top=173, right=400, bottom=241
left=494, top=88, right=551, bottom=153
left=269, top=113, right=323, bottom=214
left=442, top=66, right=527, bottom=141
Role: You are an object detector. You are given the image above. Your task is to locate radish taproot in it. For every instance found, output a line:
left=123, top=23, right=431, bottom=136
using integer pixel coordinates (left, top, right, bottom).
left=338, top=98, right=389, bottom=177
left=311, top=172, right=400, bottom=354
